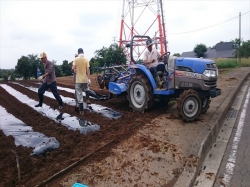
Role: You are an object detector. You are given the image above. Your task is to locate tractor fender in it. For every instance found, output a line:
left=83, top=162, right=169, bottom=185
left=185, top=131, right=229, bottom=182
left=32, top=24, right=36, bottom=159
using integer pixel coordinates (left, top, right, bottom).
left=129, top=64, right=156, bottom=89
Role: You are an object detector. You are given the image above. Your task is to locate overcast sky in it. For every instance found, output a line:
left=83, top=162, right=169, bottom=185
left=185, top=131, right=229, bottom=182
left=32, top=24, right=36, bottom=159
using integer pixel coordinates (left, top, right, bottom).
left=0, top=0, right=249, bottom=69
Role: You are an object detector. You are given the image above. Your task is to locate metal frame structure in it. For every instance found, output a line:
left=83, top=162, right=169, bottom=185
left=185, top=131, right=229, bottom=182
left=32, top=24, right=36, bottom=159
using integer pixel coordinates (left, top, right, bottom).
left=119, top=0, right=168, bottom=63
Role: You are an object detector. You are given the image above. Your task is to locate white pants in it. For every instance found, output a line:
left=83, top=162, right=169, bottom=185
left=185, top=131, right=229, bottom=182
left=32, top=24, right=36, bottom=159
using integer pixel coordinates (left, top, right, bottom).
left=75, top=83, right=89, bottom=104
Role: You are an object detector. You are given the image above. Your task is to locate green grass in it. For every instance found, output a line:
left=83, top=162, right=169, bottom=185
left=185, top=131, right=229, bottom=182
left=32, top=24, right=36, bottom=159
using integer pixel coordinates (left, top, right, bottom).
left=215, top=58, right=250, bottom=69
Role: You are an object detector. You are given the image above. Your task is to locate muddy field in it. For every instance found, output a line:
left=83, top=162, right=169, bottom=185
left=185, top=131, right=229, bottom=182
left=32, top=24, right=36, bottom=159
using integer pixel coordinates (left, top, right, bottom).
left=0, top=74, right=176, bottom=187
left=0, top=68, right=234, bottom=187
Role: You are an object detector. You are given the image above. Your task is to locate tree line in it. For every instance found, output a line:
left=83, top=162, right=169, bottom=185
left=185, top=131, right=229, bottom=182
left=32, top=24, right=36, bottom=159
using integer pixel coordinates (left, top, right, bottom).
left=0, top=43, right=127, bottom=80
left=0, top=38, right=249, bottom=80
left=193, top=38, right=250, bottom=58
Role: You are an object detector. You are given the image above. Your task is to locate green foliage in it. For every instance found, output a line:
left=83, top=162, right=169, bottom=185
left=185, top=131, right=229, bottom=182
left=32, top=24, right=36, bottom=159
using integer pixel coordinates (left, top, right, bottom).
left=194, top=43, right=207, bottom=58
left=0, top=69, right=14, bottom=78
left=15, top=56, right=32, bottom=80
left=214, top=58, right=250, bottom=68
left=93, top=43, right=127, bottom=68
left=239, top=40, right=250, bottom=58
left=55, top=65, right=63, bottom=77
left=231, top=38, right=242, bottom=49
left=173, top=53, right=180, bottom=57
left=215, top=59, right=238, bottom=68
left=15, top=54, right=43, bottom=79
left=89, top=58, right=100, bottom=73
left=61, top=60, right=72, bottom=76
left=2, top=73, right=8, bottom=81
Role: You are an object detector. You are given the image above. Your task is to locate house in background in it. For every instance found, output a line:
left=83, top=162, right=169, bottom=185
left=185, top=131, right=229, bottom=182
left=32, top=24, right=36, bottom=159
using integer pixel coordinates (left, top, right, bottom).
left=180, top=42, right=236, bottom=59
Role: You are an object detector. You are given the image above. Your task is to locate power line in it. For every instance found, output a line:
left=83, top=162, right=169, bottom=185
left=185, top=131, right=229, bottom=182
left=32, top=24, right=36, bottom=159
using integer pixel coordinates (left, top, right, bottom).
left=168, top=11, right=250, bottom=35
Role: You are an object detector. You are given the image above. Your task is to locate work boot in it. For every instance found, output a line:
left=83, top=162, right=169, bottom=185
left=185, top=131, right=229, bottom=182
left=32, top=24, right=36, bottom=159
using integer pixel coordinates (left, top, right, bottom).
left=59, top=100, right=63, bottom=109
left=79, top=103, right=84, bottom=115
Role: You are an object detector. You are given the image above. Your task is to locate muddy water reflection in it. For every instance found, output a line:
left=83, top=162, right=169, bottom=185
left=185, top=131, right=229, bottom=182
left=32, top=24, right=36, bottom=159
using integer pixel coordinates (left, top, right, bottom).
left=13, top=82, right=121, bottom=119
left=0, top=105, right=60, bottom=156
left=1, top=84, right=100, bottom=135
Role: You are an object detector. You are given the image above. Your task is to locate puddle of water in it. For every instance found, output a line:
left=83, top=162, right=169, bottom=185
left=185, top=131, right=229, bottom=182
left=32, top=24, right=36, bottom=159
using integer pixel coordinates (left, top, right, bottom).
left=13, top=82, right=121, bottom=119
left=0, top=105, right=60, bottom=156
left=1, top=84, right=100, bottom=135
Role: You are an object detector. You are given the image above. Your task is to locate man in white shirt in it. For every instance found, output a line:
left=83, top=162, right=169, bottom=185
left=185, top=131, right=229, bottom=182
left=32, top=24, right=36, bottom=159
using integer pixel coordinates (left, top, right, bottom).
left=143, top=38, right=162, bottom=88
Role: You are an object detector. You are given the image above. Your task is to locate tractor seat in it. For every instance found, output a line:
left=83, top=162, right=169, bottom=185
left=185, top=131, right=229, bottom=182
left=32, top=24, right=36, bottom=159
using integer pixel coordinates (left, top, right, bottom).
left=156, top=62, right=168, bottom=76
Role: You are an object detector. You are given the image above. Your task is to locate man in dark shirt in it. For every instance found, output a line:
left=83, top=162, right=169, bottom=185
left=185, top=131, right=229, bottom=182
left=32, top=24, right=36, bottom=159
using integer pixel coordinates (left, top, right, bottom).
left=35, top=52, right=63, bottom=109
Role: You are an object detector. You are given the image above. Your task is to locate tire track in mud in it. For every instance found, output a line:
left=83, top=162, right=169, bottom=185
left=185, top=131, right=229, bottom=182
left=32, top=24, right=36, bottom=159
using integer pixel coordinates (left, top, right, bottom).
left=1, top=82, right=169, bottom=186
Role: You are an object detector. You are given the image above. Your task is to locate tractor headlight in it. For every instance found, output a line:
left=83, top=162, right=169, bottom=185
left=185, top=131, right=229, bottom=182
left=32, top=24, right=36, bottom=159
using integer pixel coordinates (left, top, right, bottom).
left=203, top=70, right=217, bottom=77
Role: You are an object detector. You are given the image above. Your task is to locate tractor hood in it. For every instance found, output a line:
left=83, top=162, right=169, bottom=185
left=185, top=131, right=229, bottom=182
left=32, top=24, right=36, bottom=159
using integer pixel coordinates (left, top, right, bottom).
left=175, top=57, right=216, bottom=74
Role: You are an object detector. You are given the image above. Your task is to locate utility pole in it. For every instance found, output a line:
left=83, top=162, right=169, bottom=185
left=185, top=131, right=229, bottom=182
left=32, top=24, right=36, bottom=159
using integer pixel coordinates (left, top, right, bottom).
left=238, top=12, right=241, bottom=64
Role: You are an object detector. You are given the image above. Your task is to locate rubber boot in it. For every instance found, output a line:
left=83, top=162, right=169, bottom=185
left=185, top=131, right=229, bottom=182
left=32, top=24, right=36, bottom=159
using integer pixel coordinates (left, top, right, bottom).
left=35, top=93, right=43, bottom=107
left=79, top=103, right=84, bottom=115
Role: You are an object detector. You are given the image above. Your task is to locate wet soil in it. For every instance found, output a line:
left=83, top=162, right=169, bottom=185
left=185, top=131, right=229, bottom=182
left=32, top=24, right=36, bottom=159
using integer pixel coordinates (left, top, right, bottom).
left=0, top=74, right=171, bottom=187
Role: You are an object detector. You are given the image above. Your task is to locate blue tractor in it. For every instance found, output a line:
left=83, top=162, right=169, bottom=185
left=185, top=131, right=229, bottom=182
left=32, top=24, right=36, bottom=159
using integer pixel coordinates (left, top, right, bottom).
left=108, top=35, right=221, bottom=122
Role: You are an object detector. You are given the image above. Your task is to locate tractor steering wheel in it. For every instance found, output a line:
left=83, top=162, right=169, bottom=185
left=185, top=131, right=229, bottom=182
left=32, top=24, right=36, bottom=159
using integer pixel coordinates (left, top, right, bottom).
left=159, top=52, right=170, bottom=62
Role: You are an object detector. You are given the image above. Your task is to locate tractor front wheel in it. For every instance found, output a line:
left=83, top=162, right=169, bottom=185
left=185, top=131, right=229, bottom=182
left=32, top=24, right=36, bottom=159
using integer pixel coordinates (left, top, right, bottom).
left=127, top=74, right=153, bottom=112
left=177, top=89, right=201, bottom=122
left=201, top=96, right=211, bottom=114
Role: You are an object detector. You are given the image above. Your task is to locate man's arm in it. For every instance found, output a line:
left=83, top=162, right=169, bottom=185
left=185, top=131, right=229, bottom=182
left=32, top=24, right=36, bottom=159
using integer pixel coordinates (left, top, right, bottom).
left=143, top=52, right=154, bottom=64
left=42, top=61, right=53, bottom=78
left=86, top=60, right=90, bottom=79
left=87, top=67, right=90, bottom=79
left=72, top=60, right=76, bottom=72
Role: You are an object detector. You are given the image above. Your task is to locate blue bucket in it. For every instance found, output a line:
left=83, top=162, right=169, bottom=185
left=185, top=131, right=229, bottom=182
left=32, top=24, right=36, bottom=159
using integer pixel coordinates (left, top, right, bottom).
left=72, top=182, right=89, bottom=187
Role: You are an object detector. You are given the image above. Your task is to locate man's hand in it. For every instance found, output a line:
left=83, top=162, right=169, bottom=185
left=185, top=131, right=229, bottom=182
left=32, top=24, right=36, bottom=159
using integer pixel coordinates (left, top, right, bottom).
left=88, top=79, right=91, bottom=86
left=38, top=76, right=43, bottom=80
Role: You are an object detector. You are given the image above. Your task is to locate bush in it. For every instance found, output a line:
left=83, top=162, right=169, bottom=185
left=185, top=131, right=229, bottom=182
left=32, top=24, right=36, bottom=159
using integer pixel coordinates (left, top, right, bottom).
left=214, top=58, right=250, bottom=68
left=215, top=59, right=238, bottom=68
left=2, top=73, right=8, bottom=81
left=238, top=58, right=250, bottom=67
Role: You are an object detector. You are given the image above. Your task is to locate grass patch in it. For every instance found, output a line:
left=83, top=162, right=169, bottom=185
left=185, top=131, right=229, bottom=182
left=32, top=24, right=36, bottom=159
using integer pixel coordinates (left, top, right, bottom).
left=215, top=58, right=250, bottom=69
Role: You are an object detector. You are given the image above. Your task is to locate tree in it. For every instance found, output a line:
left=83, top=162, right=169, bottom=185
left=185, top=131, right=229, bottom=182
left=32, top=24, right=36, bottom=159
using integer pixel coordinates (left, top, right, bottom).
left=55, top=65, right=63, bottom=77
left=15, top=54, right=43, bottom=79
left=94, top=46, right=107, bottom=67
left=89, top=58, right=100, bottom=74
left=194, top=44, right=207, bottom=58
left=105, top=43, right=127, bottom=66
left=231, top=38, right=242, bottom=50
left=15, top=56, right=32, bottom=79
left=61, top=60, right=72, bottom=76
left=173, top=53, right=180, bottom=57
left=94, top=43, right=127, bottom=67
left=28, top=54, right=43, bottom=79
left=239, top=40, right=250, bottom=58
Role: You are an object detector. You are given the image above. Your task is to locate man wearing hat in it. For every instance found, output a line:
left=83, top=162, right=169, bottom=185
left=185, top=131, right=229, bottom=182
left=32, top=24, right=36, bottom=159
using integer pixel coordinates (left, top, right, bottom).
left=35, top=52, right=63, bottom=109
left=72, top=48, right=91, bottom=115
left=143, top=38, right=162, bottom=88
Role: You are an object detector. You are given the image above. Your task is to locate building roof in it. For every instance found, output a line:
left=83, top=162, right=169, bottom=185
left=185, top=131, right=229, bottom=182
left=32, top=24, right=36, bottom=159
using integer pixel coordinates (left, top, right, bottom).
left=180, top=42, right=236, bottom=59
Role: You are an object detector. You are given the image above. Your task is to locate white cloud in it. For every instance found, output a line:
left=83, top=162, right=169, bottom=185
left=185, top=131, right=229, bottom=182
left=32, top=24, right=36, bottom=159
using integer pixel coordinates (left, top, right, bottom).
left=0, top=0, right=249, bottom=69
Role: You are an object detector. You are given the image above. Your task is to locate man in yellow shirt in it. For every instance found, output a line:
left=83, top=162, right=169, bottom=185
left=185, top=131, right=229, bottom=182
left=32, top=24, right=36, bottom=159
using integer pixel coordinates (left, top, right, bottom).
left=72, top=48, right=91, bottom=115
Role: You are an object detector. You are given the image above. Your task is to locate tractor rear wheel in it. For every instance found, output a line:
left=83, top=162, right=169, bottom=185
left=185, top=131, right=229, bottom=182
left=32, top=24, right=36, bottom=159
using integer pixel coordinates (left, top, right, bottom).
left=201, top=96, right=211, bottom=114
left=97, top=75, right=105, bottom=89
left=127, top=74, right=153, bottom=112
left=104, top=78, right=110, bottom=89
left=177, top=89, right=201, bottom=122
